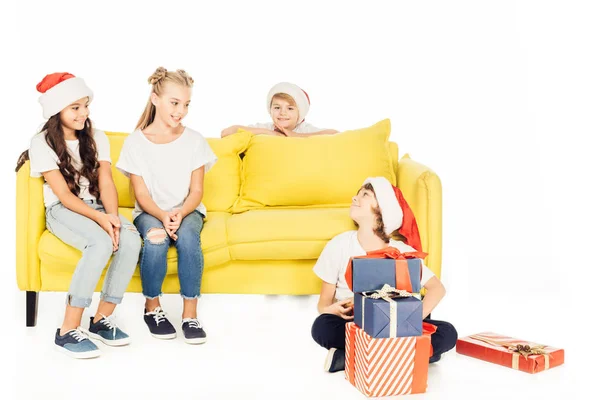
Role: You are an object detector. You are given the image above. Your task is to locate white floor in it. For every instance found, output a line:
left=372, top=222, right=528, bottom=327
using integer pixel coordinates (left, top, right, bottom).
left=8, top=288, right=583, bottom=400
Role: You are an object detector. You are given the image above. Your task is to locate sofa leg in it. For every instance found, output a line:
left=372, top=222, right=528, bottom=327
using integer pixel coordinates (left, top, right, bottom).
left=26, top=291, right=38, bottom=327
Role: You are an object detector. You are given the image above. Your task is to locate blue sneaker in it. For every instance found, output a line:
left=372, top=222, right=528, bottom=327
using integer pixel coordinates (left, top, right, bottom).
left=181, top=318, right=207, bottom=344
left=55, top=328, right=101, bottom=359
left=144, top=307, right=176, bottom=339
left=88, top=314, right=131, bottom=346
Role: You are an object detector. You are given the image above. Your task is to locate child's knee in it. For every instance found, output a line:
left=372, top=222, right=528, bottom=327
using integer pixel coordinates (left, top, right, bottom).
left=120, top=225, right=142, bottom=253
left=145, top=228, right=168, bottom=245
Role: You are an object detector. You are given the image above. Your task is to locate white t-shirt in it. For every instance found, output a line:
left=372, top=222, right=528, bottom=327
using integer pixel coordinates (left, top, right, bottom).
left=116, top=127, right=217, bottom=220
left=313, top=231, right=436, bottom=301
left=29, top=129, right=112, bottom=208
left=249, top=121, right=322, bottom=134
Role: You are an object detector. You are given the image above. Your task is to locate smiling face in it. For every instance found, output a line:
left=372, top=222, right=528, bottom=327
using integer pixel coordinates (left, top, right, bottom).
left=350, top=186, right=380, bottom=227
left=59, top=97, right=90, bottom=133
left=151, top=82, right=191, bottom=128
left=270, top=94, right=299, bottom=129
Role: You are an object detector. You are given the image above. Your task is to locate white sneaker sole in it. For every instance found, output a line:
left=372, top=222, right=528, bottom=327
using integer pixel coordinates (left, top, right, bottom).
left=184, top=336, right=207, bottom=345
left=324, top=348, right=337, bottom=372
left=87, top=331, right=131, bottom=346
left=150, top=332, right=177, bottom=340
left=55, top=344, right=101, bottom=359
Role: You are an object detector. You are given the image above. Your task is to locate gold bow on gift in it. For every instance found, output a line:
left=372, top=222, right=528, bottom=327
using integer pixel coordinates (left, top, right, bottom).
left=365, top=284, right=412, bottom=300
left=361, top=284, right=412, bottom=337
left=470, top=334, right=551, bottom=370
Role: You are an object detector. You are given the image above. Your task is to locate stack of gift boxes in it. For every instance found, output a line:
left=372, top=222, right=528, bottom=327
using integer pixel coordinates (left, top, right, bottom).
left=343, top=253, right=566, bottom=392
left=344, top=253, right=434, bottom=397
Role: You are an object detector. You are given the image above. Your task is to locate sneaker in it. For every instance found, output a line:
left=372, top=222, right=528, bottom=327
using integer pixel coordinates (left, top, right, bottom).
left=181, top=318, right=207, bottom=344
left=144, top=307, right=176, bottom=339
left=429, top=353, right=442, bottom=363
left=54, top=328, right=101, bottom=359
left=88, top=314, right=131, bottom=346
left=324, top=348, right=345, bottom=373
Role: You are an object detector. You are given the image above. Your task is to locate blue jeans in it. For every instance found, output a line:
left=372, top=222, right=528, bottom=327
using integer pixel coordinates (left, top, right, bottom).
left=45, top=200, right=142, bottom=308
left=134, top=211, right=205, bottom=299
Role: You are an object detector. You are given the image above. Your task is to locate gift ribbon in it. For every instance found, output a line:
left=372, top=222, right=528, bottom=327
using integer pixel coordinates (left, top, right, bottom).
left=361, top=284, right=412, bottom=337
left=469, top=334, right=550, bottom=371
left=345, top=247, right=428, bottom=292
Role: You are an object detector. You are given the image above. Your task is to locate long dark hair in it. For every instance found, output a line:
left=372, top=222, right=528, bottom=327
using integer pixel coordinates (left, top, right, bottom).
left=15, top=114, right=100, bottom=199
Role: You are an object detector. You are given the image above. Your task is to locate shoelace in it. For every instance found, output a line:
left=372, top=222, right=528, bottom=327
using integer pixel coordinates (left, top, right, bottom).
left=184, top=318, right=203, bottom=330
left=147, top=307, right=168, bottom=325
left=69, top=328, right=89, bottom=342
left=99, top=314, right=118, bottom=339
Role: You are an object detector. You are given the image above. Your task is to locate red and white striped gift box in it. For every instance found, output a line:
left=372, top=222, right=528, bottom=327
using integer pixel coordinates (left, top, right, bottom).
left=345, top=322, right=430, bottom=397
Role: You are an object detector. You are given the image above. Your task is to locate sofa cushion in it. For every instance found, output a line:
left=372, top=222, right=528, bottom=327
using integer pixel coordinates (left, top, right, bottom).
left=233, top=119, right=396, bottom=212
left=38, top=210, right=231, bottom=277
left=226, top=208, right=357, bottom=261
left=105, top=130, right=251, bottom=212
left=204, top=131, right=251, bottom=211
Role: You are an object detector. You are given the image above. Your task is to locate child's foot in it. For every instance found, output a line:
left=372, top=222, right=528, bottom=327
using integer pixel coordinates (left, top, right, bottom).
left=144, top=307, right=177, bottom=339
left=181, top=318, right=207, bottom=344
left=54, top=328, right=101, bottom=359
left=324, top=348, right=345, bottom=373
left=429, top=353, right=442, bottom=363
left=88, top=314, right=131, bottom=346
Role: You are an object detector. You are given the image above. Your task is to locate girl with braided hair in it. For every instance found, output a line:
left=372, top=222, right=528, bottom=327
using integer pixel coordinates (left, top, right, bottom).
left=21, top=73, right=141, bottom=358
left=117, top=67, right=217, bottom=344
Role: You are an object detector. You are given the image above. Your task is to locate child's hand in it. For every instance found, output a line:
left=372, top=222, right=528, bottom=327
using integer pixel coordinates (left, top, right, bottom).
left=107, top=214, right=121, bottom=252
left=160, top=211, right=178, bottom=241
left=168, top=209, right=183, bottom=238
left=274, top=123, right=296, bottom=137
left=323, top=298, right=354, bottom=320
left=95, top=212, right=119, bottom=251
left=261, top=129, right=286, bottom=137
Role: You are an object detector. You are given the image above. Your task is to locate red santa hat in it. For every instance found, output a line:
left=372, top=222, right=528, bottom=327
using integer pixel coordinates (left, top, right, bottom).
left=267, top=82, right=311, bottom=123
left=37, top=72, right=94, bottom=119
left=363, top=177, right=423, bottom=252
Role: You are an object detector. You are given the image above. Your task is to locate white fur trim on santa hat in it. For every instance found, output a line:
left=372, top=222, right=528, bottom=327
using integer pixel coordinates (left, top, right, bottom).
left=363, top=177, right=403, bottom=234
left=38, top=77, right=94, bottom=119
left=267, top=82, right=310, bottom=123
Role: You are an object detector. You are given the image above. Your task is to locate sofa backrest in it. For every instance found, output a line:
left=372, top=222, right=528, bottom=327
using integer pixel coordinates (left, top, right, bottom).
left=106, top=119, right=399, bottom=213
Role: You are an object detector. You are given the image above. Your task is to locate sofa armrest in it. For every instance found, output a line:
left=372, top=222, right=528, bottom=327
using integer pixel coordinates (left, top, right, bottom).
left=396, top=154, right=442, bottom=279
left=16, top=161, right=45, bottom=291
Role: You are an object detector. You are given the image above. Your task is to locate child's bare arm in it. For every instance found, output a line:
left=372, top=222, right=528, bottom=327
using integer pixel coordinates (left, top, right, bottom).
left=221, top=125, right=283, bottom=138
left=317, top=282, right=337, bottom=314
left=289, top=129, right=339, bottom=138
left=317, top=281, right=354, bottom=319
left=422, top=275, right=446, bottom=319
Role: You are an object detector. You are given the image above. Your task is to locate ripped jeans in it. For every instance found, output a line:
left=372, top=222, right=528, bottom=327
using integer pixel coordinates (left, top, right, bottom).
left=45, top=200, right=141, bottom=308
left=133, top=211, right=205, bottom=299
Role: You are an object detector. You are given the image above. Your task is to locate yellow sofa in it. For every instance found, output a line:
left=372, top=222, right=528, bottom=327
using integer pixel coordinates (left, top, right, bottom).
left=16, top=119, right=442, bottom=326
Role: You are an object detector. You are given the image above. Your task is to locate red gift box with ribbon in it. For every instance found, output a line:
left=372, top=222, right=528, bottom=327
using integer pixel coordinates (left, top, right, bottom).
left=345, top=322, right=436, bottom=397
left=456, top=332, right=565, bottom=374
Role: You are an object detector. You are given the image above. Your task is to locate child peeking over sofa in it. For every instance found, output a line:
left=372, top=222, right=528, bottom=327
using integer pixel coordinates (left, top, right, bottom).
left=221, top=82, right=338, bottom=138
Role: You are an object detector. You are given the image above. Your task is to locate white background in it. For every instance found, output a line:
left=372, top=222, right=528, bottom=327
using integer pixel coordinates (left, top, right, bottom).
left=1, top=0, right=597, bottom=399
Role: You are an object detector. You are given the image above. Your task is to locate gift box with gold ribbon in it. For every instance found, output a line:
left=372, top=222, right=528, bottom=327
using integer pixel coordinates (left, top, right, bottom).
left=456, top=332, right=565, bottom=374
left=345, top=322, right=432, bottom=397
left=354, top=284, right=423, bottom=338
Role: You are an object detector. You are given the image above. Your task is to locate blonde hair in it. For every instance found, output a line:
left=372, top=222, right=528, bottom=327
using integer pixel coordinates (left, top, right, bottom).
left=136, top=67, right=195, bottom=130
left=270, top=93, right=297, bottom=108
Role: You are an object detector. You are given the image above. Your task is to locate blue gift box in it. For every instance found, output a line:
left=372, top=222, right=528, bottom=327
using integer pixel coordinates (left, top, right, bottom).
left=354, top=291, right=423, bottom=338
left=348, top=258, right=422, bottom=294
